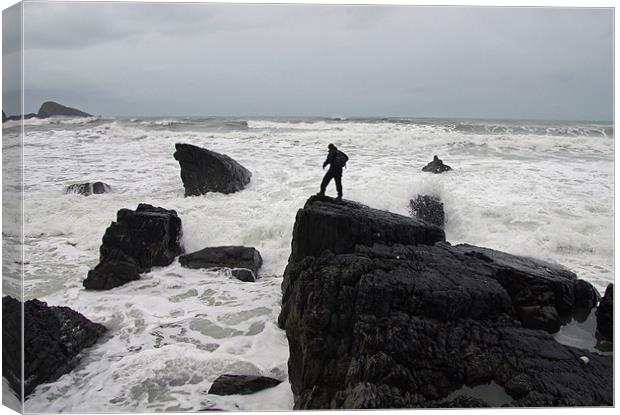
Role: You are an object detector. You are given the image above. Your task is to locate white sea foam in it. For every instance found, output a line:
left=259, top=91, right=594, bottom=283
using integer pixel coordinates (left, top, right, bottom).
left=7, top=116, right=613, bottom=412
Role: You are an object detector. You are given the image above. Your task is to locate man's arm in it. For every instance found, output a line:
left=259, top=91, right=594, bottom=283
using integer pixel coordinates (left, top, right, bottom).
left=323, top=151, right=335, bottom=168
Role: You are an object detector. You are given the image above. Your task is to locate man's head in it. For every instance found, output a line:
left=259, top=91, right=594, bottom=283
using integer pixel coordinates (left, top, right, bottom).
left=433, top=155, right=439, bottom=161
left=328, top=143, right=336, bottom=150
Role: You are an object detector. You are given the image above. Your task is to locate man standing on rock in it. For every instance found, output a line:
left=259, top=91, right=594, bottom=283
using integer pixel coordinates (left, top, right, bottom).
left=318, top=143, right=348, bottom=200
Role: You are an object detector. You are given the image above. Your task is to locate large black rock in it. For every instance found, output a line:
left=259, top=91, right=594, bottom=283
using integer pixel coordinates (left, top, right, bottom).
left=422, top=155, right=453, bottom=173
left=37, top=101, right=91, bottom=118
left=208, top=374, right=282, bottom=396
left=596, top=284, right=613, bottom=342
left=66, top=182, right=111, bottom=196
left=409, top=195, right=445, bottom=227
left=2, top=296, right=106, bottom=398
left=84, top=204, right=183, bottom=290
left=278, top=196, right=610, bottom=409
left=173, top=143, right=252, bottom=196
left=288, top=195, right=445, bottom=263
left=179, top=246, right=263, bottom=282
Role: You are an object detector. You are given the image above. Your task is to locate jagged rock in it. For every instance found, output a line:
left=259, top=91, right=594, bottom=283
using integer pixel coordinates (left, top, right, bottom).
left=84, top=204, right=183, bottom=290
left=596, top=284, right=613, bottom=341
left=278, top=196, right=611, bottom=409
left=37, top=101, right=91, bottom=118
left=179, top=246, right=262, bottom=282
left=208, top=374, right=282, bottom=396
left=574, top=279, right=601, bottom=309
left=66, top=182, right=111, bottom=196
left=173, top=143, right=252, bottom=196
left=288, top=195, right=445, bottom=263
left=2, top=296, right=106, bottom=398
left=422, top=155, right=452, bottom=173
left=409, top=195, right=445, bottom=227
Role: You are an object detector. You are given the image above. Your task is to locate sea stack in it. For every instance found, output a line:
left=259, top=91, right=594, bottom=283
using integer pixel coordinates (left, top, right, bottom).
left=37, top=101, right=91, bottom=118
left=173, top=143, right=252, bottom=196
left=278, top=196, right=611, bottom=409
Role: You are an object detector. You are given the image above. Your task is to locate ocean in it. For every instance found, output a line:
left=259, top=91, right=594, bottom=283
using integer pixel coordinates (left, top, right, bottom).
left=1, top=115, right=614, bottom=412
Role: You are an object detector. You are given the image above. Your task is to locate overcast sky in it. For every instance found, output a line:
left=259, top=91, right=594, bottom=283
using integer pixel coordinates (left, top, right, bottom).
left=2, top=2, right=614, bottom=120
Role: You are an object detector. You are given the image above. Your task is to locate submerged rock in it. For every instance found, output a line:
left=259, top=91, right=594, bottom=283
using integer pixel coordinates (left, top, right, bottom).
left=279, top=196, right=611, bottom=409
left=409, top=195, right=445, bottom=227
left=596, top=283, right=613, bottom=342
left=173, top=143, right=252, bottom=196
left=422, top=155, right=452, bottom=173
left=37, top=101, right=91, bottom=118
left=84, top=204, right=183, bottom=290
left=66, top=181, right=111, bottom=196
left=179, top=246, right=263, bottom=282
left=2, top=296, right=106, bottom=398
left=208, top=374, right=282, bottom=396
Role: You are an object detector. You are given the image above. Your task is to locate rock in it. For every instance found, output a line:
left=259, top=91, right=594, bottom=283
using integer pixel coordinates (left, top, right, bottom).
left=422, top=155, right=452, bottom=173
left=84, top=204, right=183, bottom=290
left=2, top=296, right=106, bottom=398
left=596, top=283, right=613, bottom=341
left=278, top=196, right=612, bottom=409
left=179, top=246, right=262, bottom=281
left=173, top=143, right=252, bottom=196
left=288, top=195, right=445, bottom=263
left=409, top=195, right=445, bottom=227
left=435, top=395, right=491, bottom=408
left=4, top=112, right=37, bottom=122
left=573, top=279, right=601, bottom=309
left=231, top=268, right=257, bottom=282
left=2, top=111, right=6, bottom=123
left=66, top=182, right=111, bottom=196
left=208, top=374, right=282, bottom=396
left=37, top=101, right=91, bottom=118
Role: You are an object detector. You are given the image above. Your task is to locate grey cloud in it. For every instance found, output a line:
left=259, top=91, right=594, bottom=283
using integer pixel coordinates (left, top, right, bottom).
left=8, top=3, right=614, bottom=120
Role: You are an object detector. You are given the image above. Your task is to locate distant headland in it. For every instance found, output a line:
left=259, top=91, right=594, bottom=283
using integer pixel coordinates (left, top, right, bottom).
left=2, top=101, right=91, bottom=123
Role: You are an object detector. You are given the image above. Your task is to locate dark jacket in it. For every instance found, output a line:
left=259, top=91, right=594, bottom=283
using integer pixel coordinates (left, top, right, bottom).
left=323, top=148, right=347, bottom=171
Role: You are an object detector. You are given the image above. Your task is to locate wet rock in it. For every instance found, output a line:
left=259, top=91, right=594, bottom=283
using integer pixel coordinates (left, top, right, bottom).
left=179, top=246, right=262, bottom=281
left=596, top=283, right=613, bottom=341
left=422, top=155, right=452, bottom=173
left=66, top=181, right=111, bottom=196
left=574, top=279, right=601, bottom=309
left=409, top=195, right=445, bottom=227
left=288, top=195, right=445, bottom=263
left=208, top=374, right=282, bottom=395
left=435, top=395, right=491, bottom=408
left=231, top=268, right=257, bottom=282
left=84, top=204, right=183, bottom=290
left=173, top=143, right=251, bottom=196
left=2, top=296, right=106, bottom=398
left=37, top=101, right=91, bottom=118
left=4, top=112, right=37, bottom=122
left=278, top=196, right=612, bottom=409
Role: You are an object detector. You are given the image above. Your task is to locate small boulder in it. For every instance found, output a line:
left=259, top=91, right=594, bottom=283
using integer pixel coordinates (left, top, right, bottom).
left=409, top=195, right=445, bottom=227
left=179, top=246, right=262, bottom=281
left=66, top=182, right=111, bottom=196
left=84, top=204, right=183, bottom=290
left=173, top=143, right=252, bottom=196
left=208, top=374, right=282, bottom=396
left=422, top=155, right=452, bottom=173
left=2, top=296, right=106, bottom=398
left=231, top=268, right=257, bottom=282
left=596, top=283, right=613, bottom=341
left=37, top=101, right=91, bottom=118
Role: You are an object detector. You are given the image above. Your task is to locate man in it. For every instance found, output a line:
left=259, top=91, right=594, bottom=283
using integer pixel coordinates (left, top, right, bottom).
left=318, top=143, right=348, bottom=199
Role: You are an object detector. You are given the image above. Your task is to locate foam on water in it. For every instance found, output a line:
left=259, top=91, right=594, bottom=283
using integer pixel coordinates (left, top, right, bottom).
left=3, top=116, right=613, bottom=411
